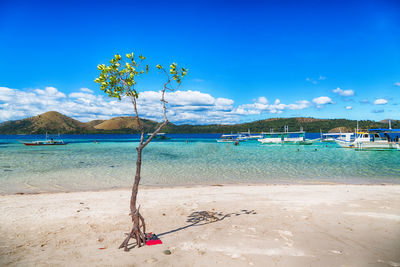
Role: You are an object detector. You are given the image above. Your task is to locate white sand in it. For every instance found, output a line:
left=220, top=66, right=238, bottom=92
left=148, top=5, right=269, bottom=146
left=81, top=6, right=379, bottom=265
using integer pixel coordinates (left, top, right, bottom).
left=1, top=184, right=400, bottom=267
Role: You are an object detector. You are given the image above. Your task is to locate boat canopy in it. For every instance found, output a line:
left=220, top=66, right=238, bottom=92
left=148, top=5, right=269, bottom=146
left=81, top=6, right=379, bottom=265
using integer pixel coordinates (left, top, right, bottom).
left=264, top=131, right=304, bottom=134
left=368, top=128, right=400, bottom=132
left=322, top=133, right=353, bottom=136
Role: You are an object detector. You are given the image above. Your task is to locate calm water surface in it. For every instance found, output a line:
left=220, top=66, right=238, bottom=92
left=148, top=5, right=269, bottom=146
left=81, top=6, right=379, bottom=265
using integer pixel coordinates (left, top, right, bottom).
left=1, top=134, right=399, bottom=194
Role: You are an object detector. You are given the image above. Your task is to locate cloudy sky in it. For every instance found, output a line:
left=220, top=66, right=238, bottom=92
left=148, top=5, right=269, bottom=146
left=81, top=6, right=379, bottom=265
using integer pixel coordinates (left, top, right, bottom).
left=0, top=0, right=399, bottom=124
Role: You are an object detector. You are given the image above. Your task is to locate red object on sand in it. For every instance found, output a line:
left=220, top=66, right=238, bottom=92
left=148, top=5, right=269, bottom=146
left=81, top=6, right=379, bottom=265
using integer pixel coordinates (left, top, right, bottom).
left=145, top=233, right=163, bottom=246
left=146, top=239, right=163, bottom=246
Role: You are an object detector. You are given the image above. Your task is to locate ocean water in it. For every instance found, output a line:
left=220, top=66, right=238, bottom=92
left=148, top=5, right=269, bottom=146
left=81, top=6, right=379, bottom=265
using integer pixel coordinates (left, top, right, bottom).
left=1, top=134, right=399, bottom=194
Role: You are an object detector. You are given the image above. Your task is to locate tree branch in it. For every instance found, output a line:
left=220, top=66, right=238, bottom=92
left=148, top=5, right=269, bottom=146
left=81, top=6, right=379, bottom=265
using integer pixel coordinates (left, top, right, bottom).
left=141, top=84, right=169, bottom=148
left=129, top=95, right=145, bottom=145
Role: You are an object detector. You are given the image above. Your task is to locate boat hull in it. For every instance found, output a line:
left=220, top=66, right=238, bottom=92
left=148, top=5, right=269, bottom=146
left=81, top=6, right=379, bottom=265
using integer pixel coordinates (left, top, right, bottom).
left=336, top=140, right=399, bottom=149
left=258, top=138, right=312, bottom=145
left=216, top=140, right=236, bottom=143
left=23, top=142, right=68, bottom=146
left=258, top=138, right=283, bottom=144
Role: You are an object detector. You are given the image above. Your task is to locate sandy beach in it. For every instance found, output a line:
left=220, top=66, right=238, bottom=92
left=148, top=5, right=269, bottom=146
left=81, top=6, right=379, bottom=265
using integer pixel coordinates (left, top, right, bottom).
left=1, top=184, right=399, bottom=267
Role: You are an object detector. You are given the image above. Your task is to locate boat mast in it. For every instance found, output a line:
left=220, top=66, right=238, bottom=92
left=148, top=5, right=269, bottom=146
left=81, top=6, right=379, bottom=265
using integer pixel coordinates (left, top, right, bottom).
left=284, top=125, right=288, bottom=133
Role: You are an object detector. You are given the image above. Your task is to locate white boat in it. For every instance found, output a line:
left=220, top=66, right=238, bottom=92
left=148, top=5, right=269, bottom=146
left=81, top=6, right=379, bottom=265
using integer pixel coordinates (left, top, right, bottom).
left=216, top=134, right=247, bottom=143
left=239, top=130, right=264, bottom=140
left=258, top=126, right=312, bottom=145
left=322, top=132, right=354, bottom=142
left=335, top=129, right=400, bottom=150
left=258, top=133, right=284, bottom=143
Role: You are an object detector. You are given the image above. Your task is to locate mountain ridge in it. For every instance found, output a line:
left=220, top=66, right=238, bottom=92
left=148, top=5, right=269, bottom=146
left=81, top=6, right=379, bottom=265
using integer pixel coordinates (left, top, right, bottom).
left=0, top=111, right=398, bottom=134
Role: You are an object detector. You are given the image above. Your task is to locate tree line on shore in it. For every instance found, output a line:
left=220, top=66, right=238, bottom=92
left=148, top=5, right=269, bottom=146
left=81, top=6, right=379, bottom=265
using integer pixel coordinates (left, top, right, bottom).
left=0, top=111, right=397, bottom=134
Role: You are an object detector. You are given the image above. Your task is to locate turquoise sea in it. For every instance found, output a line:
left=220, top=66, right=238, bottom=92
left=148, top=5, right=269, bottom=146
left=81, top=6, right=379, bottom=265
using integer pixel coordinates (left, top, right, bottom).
left=1, top=134, right=399, bottom=194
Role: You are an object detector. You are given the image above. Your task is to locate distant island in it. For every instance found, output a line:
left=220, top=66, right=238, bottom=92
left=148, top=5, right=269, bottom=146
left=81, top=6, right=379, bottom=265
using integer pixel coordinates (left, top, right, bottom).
left=0, top=111, right=397, bottom=134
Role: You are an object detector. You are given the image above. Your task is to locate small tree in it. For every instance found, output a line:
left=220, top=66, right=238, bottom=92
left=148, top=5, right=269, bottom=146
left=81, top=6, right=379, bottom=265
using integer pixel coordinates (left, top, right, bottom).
left=95, top=53, right=187, bottom=250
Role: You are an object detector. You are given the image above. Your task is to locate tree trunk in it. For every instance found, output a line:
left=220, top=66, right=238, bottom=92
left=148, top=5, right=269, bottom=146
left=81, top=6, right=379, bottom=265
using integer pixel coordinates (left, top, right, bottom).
left=117, top=67, right=179, bottom=251
left=119, top=147, right=147, bottom=251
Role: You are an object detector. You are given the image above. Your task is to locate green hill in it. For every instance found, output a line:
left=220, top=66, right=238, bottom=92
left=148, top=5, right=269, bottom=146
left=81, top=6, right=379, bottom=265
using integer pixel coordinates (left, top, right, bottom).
left=167, top=117, right=398, bottom=133
left=0, top=111, right=398, bottom=134
left=0, top=112, right=163, bottom=134
left=0, top=111, right=90, bottom=134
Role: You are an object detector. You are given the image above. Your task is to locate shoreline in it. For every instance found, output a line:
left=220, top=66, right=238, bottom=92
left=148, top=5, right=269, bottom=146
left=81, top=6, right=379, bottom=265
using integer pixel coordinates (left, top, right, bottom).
left=1, top=184, right=400, bottom=266
left=2, top=180, right=400, bottom=196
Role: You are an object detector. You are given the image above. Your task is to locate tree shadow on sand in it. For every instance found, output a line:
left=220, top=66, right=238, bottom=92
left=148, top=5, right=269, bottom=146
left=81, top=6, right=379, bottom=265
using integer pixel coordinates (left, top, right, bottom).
left=158, top=209, right=257, bottom=237
left=125, top=209, right=257, bottom=249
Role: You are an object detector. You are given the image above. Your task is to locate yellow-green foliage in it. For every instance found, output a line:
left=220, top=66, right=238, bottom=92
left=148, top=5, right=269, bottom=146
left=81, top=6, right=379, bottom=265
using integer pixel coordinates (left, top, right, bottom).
left=95, top=53, right=187, bottom=100
left=94, top=53, right=148, bottom=99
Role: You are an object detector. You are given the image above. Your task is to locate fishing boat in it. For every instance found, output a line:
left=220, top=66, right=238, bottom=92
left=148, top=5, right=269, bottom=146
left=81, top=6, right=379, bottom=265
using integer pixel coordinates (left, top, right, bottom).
left=257, top=126, right=312, bottom=145
left=321, top=132, right=355, bottom=142
left=21, top=133, right=68, bottom=146
left=239, top=130, right=264, bottom=140
left=216, top=133, right=247, bottom=143
left=335, top=129, right=400, bottom=150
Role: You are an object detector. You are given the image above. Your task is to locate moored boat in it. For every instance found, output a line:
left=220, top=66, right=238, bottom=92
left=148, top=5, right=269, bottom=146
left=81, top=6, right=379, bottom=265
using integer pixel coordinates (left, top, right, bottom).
left=335, top=129, right=400, bottom=150
left=21, top=133, right=68, bottom=146
left=239, top=130, right=264, bottom=140
left=321, top=132, right=355, bottom=143
left=258, top=126, right=312, bottom=145
left=216, top=134, right=247, bottom=142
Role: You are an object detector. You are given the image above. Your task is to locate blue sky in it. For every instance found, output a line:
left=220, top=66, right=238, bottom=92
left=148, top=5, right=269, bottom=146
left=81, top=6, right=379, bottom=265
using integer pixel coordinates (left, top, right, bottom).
left=0, top=0, right=399, bottom=124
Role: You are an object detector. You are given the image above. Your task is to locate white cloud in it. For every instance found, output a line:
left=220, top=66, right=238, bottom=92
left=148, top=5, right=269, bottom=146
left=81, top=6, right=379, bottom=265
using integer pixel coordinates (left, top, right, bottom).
left=306, top=76, right=326, bottom=84
left=80, top=88, right=94, bottom=93
left=0, top=86, right=319, bottom=124
left=0, top=86, right=240, bottom=124
left=236, top=97, right=311, bottom=116
left=167, top=90, right=215, bottom=106
left=373, top=98, right=388, bottom=105
left=34, top=86, right=66, bottom=98
left=333, top=87, right=354, bottom=96
left=258, top=96, right=268, bottom=104
left=287, top=100, right=312, bottom=110
left=345, top=106, right=352, bottom=110
left=394, top=82, right=400, bottom=87
left=0, top=86, right=358, bottom=124
left=312, top=96, right=333, bottom=105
